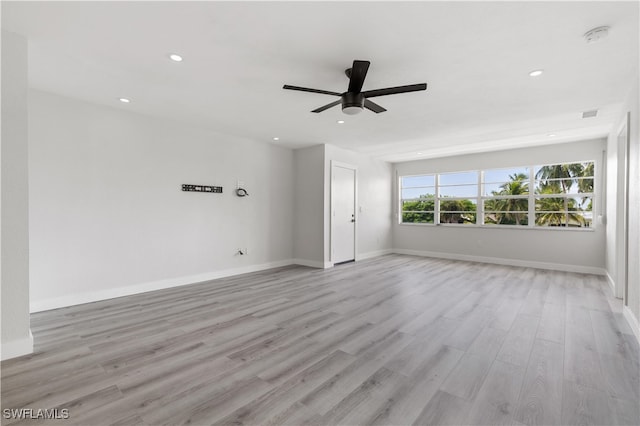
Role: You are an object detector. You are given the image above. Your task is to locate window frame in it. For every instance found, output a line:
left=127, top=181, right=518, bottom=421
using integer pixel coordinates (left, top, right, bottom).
left=399, top=161, right=596, bottom=231
left=399, top=173, right=437, bottom=225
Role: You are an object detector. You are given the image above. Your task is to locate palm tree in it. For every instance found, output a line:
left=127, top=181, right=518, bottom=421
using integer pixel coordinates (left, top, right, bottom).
left=489, top=173, right=529, bottom=225
left=577, top=162, right=594, bottom=208
left=535, top=163, right=584, bottom=192
left=535, top=195, right=585, bottom=226
left=535, top=163, right=584, bottom=225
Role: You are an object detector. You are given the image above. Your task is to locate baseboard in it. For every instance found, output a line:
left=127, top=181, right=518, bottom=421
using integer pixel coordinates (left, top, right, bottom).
left=1, top=330, right=34, bottom=361
left=392, top=248, right=606, bottom=275
left=293, top=259, right=333, bottom=269
left=623, top=305, right=640, bottom=344
left=356, top=249, right=393, bottom=261
left=30, top=260, right=295, bottom=313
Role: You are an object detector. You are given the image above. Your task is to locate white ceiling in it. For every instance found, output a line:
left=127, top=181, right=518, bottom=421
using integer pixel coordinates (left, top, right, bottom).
left=2, top=1, right=638, bottom=162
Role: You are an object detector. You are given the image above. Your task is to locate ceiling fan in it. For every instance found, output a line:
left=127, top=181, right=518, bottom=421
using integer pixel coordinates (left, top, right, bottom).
left=283, top=60, right=427, bottom=115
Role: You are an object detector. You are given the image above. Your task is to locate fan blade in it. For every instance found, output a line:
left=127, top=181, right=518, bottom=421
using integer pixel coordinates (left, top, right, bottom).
left=362, top=83, right=427, bottom=98
left=364, top=99, right=387, bottom=113
left=283, top=85, right=341, bottom=96
left=348, top=60, right=370, bottom=93
left=312, top=99, right=342, bottom=113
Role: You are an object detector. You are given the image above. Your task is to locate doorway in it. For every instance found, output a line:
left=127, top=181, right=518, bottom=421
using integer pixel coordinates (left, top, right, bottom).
left=331, top=162, right=357, bottom=264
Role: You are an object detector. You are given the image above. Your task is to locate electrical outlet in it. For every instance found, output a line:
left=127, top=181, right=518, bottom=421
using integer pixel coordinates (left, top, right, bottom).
left=244, top=247, right=248, bottom=255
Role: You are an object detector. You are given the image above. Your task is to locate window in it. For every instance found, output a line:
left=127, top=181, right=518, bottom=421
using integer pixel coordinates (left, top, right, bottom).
left=534, top=162, right=594, bottom=227
left=399, top=161, right=595, bottom=229
left=438, top=172, right=477, bottom=224
left=482, top=167, right=529, bottom=226
left=400, top=175, right=435, bottom=223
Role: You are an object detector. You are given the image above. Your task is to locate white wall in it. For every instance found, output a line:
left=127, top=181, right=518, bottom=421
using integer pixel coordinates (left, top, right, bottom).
left=606, top=120, right=619, bottom=292
left=1, top=31, right=33, bottom=359
left=393, top=139, right=607, bottom=274
left=292, top=145, right=325, bottom=267
left=626, top=76, right=640, bottom=333
left=292, top=143, right=393, bottom=267
left=323, top=144, right=393, bottom=263
left=607, top=74, right=640, bottom=338
left=29, top=90, right=294, bottom=311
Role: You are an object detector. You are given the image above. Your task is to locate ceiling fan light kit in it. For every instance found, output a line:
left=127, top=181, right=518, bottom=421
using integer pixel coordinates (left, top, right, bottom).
left=341, top=92, right=364, bottom=115
left=283, top=60, right=427, bottom=115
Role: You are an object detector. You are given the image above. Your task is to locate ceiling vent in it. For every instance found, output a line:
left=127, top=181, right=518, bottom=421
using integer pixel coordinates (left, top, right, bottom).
left=584, top=26, right=610, bottom=44
left=582, top=109, right=598, bottom=118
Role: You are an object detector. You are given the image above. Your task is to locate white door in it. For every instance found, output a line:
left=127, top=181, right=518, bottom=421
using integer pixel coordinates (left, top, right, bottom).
left=332, top=165, right=356, bottom=264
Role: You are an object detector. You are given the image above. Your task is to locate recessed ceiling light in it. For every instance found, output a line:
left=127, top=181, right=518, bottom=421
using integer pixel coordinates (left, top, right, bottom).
left=119, top=98, right=130, bottom=103
left=417, top=152, right=423, bottom=155
left=169, top=53, right=183, bottom=62
left=548, top=134, right=556, bottom=137
left=337, top=120, right=345, bottom=124
left=273, top=137, right=280, bottom=141
left=529, top=69, right=544, bottom=77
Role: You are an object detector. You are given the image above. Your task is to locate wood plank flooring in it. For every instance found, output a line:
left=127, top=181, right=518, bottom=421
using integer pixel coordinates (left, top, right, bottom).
left=1, top=255, right=638, bottom=425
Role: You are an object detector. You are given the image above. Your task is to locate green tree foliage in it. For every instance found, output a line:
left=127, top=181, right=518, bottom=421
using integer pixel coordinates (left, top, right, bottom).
left=440, top=198, right=476, bottom=224
left=534, top=162, right=593, bottom=227
left=402, top=194, right=435, bottom=223
left=401, top=162, right=593, bottom=227
left=535, top=195, right=585, bottom=227
left=485, top=173, right=529, bottom=225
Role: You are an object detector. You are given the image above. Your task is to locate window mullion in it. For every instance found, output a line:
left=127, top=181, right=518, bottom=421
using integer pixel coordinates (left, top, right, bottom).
left=478, top=170, right=483, bottom=226
left=435, top=174, right=440, bottom=225
left=528, top=166, right=535, bottom=227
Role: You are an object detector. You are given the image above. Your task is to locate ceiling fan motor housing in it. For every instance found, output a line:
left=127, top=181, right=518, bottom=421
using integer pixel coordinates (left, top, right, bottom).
left=342, top=92, right=364, bottom=115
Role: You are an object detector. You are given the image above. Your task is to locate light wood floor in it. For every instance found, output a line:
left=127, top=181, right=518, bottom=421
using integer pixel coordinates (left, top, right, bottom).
left=2, top=255, right=639, bottom=425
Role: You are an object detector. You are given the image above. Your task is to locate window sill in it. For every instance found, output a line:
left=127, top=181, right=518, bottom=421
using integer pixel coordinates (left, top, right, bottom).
left=397, top=223, right=596, bottom=232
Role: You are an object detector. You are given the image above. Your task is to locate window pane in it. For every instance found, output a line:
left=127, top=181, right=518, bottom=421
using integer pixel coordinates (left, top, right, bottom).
left=484, top=213, right=528, bottom=226
left=484, top=194, right=528, bottom=225
left=534, top=162, right=594, bottom=195
left=402, top=212, right=434, bottom=223
left=483, top=198, right=528, bottom=212
left=535, top=212, right=591, bottom=228
left=483, top=167, right=529, bottom=183
left=439, top=171, right=477, bottom=185
left=483, top=182, right=503, bottom=195
left=402, top=199, right=435, bottom=212
left=535, top=178, right=590, bottom=194
left=439, top=185, right=478, bottom=197
left=535, top=196, right=588, bottom=212
left=483, top=178, right=529, bottom=196
left=576, top=178, right=594, bottom=193
left=582, top=162, right=595, bottom=177
left=440, top=199, right=477, bottom=212
left=402, top=175, right=435, bottom=188
left=534, top=162, right=588, bottom=178
left=440, top=212, right=476, bottom=224
left=402, top=187, right=435, bottom=199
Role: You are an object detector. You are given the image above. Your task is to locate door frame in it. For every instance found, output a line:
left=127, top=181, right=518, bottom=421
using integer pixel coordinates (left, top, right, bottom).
left=330, top=160, right=358, bottom=264
left=616, top=112, right=631, bottom=303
